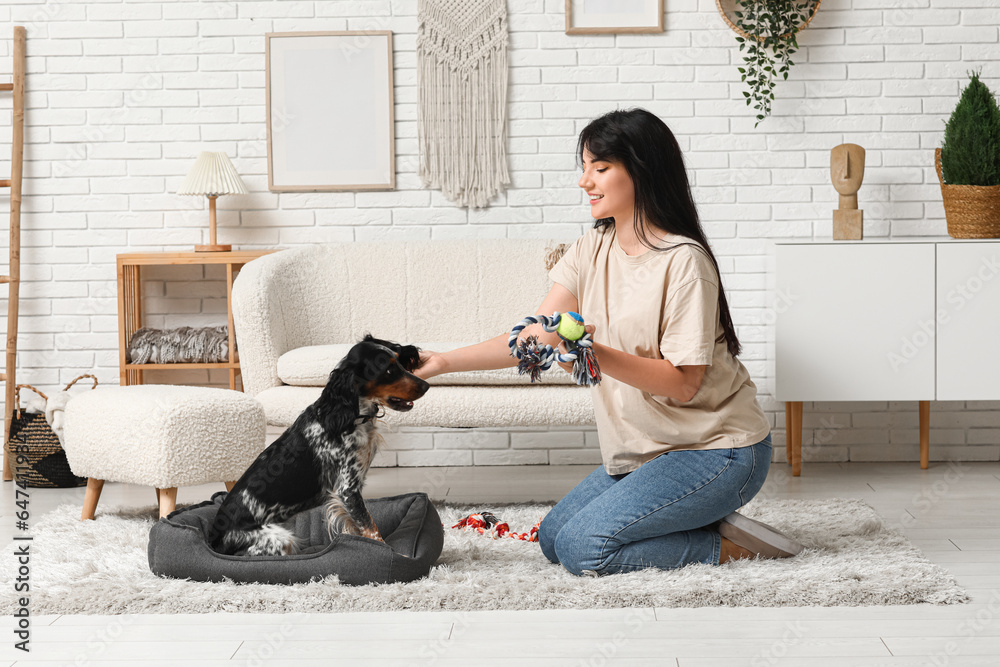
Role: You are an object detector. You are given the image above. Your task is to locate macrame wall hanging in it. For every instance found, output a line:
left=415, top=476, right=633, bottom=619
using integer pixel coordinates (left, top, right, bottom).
left=417, top=0, right=510, bottom=208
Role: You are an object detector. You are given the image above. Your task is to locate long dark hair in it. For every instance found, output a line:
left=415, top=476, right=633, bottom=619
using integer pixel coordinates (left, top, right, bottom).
left=578, top=107, right=742, bottom=359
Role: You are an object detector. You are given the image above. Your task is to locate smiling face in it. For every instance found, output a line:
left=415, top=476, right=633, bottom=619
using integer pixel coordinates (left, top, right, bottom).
left=578, top=148, right=636, bottom=223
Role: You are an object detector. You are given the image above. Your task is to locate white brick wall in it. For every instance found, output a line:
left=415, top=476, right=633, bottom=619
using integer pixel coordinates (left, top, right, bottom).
left=2, top=0, right=999, bottom=467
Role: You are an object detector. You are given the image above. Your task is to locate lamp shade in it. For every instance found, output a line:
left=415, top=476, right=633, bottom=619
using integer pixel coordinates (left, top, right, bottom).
left=177, top=152, right=248, bottom=197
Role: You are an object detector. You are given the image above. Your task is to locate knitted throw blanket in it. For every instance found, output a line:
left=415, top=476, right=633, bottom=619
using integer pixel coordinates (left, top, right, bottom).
left=127, top=326, right=230, bottom=364
left=417, top=0, right=510, bottom=208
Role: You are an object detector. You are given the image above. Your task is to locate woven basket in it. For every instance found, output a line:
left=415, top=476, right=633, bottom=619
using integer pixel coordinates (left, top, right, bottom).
left=5, top=375, right=97, bottom=488
left=935, top=148, right=1000, bottom=239
left=716, top=0, right=821, bottom=41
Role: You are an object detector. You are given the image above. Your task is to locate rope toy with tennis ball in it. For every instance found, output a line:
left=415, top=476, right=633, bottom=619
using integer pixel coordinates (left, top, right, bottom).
left=508, top=311, right=602, bottom=386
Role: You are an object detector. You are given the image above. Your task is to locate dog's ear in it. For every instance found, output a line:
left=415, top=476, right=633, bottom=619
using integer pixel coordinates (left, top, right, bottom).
left=320, top=367, right=360, bottom=433
left=361, top=333, right=400, bottom=353
left=397, top=344, right=423, bottom=371
left=359, top=335, right=421, bottom=371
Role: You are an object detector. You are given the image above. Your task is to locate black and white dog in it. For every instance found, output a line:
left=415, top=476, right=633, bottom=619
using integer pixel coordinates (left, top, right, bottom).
left=208, top=335, right=429, bottom=556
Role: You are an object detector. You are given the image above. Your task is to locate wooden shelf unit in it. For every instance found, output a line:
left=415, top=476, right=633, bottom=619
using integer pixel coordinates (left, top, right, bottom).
left=117, top=251, right=275, bottom=391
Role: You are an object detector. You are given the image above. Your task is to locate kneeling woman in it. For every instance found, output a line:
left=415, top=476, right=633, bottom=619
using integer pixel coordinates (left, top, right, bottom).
left=416, top=108, right=802, bottom=574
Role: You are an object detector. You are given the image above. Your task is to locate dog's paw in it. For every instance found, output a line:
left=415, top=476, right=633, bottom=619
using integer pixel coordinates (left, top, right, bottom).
left=245, top=524, right=298, bottom=556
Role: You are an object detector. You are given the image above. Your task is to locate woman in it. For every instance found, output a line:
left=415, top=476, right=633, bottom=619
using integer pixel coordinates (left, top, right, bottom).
left=416, top=108, right=802, bottom=575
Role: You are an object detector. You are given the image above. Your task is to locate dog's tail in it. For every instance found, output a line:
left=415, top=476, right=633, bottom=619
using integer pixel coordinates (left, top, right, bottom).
left=326, top=494, right=352, bottom=537
left=326, top=494, right=382, bottom=541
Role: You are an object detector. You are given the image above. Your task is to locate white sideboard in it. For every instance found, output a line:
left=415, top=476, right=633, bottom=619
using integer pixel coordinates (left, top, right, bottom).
left=775, top=239, right=1000, bottom=476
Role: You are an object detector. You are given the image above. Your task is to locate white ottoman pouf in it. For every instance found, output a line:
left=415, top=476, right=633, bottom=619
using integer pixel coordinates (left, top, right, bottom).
left=64, top=385, right=266, bottom=520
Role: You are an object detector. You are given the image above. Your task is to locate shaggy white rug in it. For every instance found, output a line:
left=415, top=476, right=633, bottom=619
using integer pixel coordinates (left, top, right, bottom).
left=2, top=497, right=968, bottom=614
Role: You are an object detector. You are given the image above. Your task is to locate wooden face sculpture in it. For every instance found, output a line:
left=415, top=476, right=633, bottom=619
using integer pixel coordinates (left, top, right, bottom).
left=831, top=143, right=865, bottom=209
left=830, top=143, right=865, bottom=240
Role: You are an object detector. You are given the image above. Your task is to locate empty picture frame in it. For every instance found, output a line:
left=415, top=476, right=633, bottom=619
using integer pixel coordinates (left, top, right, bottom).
left=266, top=31, right=395, bottom=191
left=565, top=0, right=665, bottom=34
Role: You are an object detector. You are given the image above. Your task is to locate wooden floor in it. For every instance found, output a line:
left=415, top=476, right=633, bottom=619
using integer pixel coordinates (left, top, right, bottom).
left=3, top=460, right=1000, bottom=666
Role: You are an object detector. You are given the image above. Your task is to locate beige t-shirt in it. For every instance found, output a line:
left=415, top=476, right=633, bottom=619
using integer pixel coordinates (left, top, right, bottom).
left=549, top=225, right=771, bottom=475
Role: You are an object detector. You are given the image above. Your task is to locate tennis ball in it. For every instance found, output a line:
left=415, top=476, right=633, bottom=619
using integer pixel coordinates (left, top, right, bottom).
left=557, top=312, right=586, bottom=341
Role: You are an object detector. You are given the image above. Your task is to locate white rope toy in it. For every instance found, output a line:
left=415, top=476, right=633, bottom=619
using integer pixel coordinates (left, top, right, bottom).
left=508, top=312, right=601, bottom=385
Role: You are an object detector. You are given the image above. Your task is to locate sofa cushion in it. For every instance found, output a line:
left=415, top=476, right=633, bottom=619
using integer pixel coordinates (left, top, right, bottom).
left=276, top=343, right=577, bottom=387
left=256, top=384, right=595, bottom=429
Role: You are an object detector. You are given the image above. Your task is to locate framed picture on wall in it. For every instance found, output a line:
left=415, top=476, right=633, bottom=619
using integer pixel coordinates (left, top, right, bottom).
left=266, top=31, right=395, bottom=192
left=565, top=0, right=665, bottom=34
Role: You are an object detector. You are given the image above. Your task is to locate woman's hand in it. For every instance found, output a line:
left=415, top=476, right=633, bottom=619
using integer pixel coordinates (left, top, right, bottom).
left=415, top=350, right=448, bottom=379
left=557, top=324, right=596, bottom=374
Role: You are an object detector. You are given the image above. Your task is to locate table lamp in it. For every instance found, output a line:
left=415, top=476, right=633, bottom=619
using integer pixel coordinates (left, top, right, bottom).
left=177, top=152, right=248, bottom=252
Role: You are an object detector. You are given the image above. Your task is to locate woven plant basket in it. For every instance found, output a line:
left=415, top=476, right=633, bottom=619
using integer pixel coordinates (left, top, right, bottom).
left=716, top=0, right=821, bottom=41
left=935, top=148, right=1000, bottom=239
left=5, top=375, right=96, bottom=488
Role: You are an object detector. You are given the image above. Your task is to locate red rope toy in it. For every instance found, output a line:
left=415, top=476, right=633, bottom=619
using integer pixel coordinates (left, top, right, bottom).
left=451, top=511, right=541, bottom=542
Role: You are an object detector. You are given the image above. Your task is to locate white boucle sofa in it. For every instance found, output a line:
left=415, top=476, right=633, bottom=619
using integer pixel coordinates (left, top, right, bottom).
left=232, top=240, right=596, bottom=432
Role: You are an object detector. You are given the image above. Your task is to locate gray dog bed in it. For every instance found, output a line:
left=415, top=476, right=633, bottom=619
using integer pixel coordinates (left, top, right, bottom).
left=148, top=491, right=444, bottom=586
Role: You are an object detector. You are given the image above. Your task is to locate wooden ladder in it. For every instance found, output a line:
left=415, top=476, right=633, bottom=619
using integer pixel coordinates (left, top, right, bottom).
left=2, top=26, right=25, bottom=482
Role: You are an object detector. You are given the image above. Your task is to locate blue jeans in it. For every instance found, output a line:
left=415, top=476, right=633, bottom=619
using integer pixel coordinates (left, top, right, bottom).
left=538, top=432, right=772, bottom=575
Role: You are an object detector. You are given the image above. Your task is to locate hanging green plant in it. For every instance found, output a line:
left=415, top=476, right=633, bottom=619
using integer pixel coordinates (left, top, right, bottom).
left=720, top=0, right=820, bottom=127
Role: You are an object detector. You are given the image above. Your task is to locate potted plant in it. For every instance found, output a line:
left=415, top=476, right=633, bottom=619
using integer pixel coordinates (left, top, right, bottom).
left=716, top=0, right=820, bottom=127
left=936, top=70, right=1000, bottom=238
